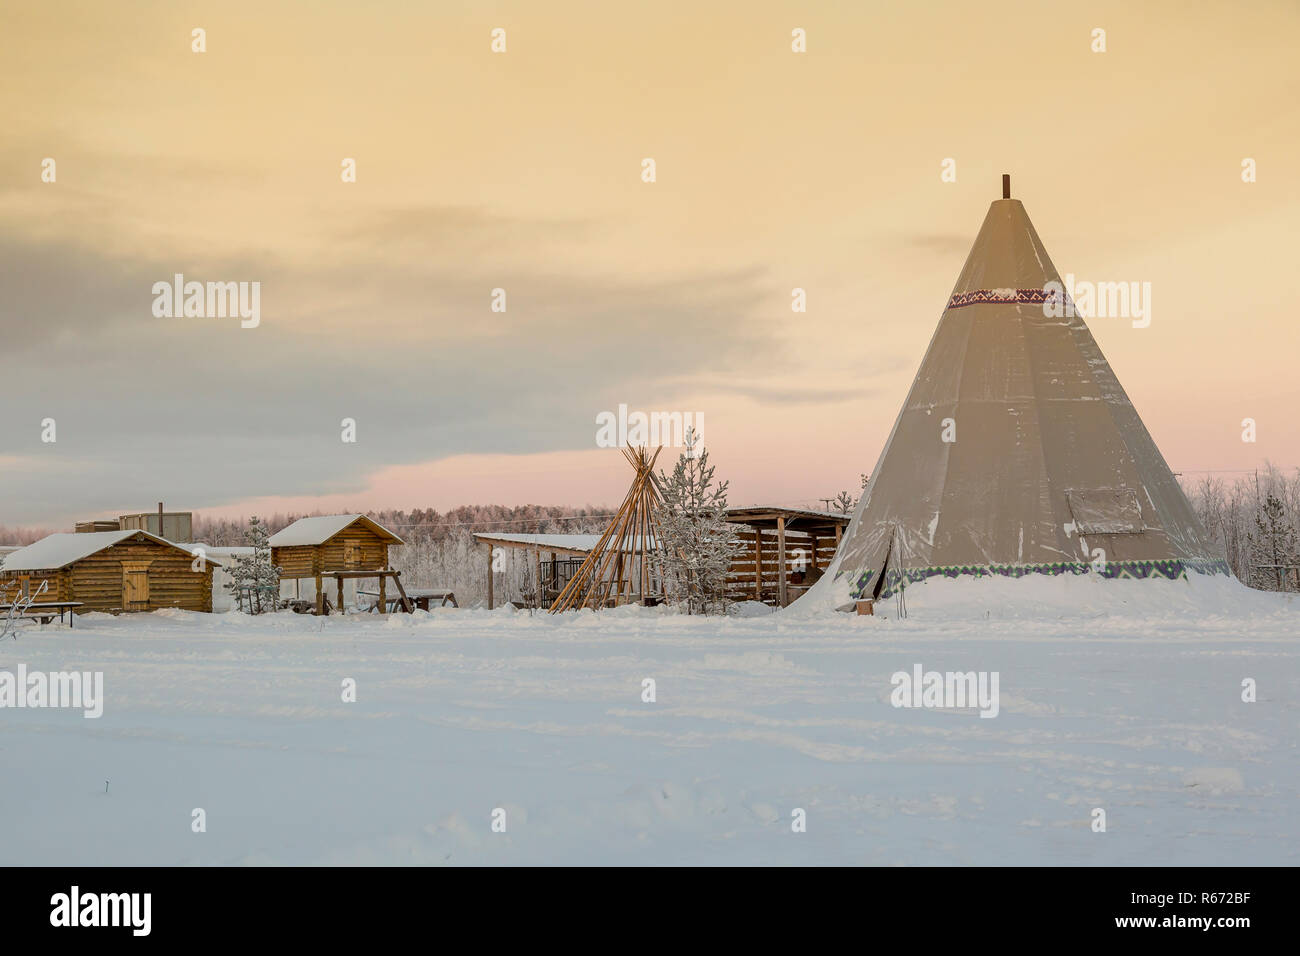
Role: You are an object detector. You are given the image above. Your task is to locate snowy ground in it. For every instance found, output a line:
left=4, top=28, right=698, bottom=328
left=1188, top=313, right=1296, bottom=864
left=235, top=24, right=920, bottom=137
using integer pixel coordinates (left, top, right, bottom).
left=1, top=576, right=1296, bottom=866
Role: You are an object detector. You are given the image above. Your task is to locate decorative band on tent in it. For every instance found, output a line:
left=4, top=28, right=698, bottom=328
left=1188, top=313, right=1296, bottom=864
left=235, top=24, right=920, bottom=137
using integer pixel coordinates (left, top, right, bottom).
left=947, top=288, right=1069, bottom=310
left=847, top=558, right=1233, bottom=600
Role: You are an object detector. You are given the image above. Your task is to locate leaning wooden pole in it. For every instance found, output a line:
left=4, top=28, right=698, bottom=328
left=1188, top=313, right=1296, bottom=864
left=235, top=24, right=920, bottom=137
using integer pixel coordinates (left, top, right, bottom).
left=551, top=477, right=634, bottom=612
left=550, top=446, right=663, bottom=613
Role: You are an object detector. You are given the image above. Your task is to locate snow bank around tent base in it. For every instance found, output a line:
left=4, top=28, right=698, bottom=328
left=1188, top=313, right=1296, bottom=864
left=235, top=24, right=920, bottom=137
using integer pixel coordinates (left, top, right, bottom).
left=788, top=566, right=1294, bottom=622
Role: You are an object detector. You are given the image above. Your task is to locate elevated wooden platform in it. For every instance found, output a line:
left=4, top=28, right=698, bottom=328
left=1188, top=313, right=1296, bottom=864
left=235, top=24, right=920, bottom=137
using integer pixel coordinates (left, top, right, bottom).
left=314, top=568, right=412, bottom=615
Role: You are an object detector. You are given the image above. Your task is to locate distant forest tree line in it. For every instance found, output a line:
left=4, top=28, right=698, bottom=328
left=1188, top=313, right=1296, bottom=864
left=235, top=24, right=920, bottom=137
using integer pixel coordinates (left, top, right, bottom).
left=1184, top=463, right=1300, bottom=592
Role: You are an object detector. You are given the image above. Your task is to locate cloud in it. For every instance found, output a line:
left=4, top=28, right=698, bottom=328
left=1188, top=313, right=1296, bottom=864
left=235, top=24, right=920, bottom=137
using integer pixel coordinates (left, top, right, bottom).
left=0, top=220, right=777, bottom=525
left=0, top=235, right=161, bottom=348
left=335, top=204, right=597, bottom=259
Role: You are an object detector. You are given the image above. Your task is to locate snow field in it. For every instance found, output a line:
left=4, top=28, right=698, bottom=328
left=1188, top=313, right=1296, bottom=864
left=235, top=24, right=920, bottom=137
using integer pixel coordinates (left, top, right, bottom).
left=1, top=577, right=1296, bottom=865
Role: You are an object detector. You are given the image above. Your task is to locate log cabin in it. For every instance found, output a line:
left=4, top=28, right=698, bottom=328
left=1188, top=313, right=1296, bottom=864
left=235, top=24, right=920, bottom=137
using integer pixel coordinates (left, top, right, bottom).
left=268, top=514, right=406, bottom=614
left=0, top=530, right=221, bottom=613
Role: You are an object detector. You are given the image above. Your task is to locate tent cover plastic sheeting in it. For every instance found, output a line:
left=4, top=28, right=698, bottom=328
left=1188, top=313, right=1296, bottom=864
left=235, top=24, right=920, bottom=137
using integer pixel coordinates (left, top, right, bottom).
left=825, top=195, right=1229, bottom=602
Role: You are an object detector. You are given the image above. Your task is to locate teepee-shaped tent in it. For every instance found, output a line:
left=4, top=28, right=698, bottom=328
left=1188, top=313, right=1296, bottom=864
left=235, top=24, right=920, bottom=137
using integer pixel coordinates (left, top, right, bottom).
left=550, top=446, right=664, bottom=612
left=829, top=176, right=1228, bottom=602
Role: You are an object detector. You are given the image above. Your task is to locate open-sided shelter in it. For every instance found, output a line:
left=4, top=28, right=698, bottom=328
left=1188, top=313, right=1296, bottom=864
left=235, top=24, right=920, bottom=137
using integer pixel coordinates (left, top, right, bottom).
left=724, top=507, right=851, bottom=607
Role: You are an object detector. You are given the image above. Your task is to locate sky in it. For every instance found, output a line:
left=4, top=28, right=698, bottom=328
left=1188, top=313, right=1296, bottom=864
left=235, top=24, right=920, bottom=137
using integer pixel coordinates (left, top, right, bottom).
left=2, top=0, right=1298, bottom=529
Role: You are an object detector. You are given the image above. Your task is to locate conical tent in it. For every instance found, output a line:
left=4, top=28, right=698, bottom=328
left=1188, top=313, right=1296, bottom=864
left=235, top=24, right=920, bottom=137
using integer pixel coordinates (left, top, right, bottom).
left=550, top=446, right=664, bottom=612
left=829, top=180, right=1229, bottom=601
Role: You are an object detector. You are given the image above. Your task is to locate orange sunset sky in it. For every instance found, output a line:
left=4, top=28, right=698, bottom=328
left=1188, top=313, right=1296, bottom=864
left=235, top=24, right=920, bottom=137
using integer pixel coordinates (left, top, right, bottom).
left=2, top=0, right=1297, bottom=528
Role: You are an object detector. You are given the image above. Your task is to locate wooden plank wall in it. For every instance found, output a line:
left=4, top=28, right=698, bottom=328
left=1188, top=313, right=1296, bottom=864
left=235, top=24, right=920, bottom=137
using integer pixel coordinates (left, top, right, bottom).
left=273, top=526, right=391, bottom=578
left=725, top=529, right=837, bottom=604
left=272, top=544, right=317, bottom=578
left=319, top=527, right=389, bottom=571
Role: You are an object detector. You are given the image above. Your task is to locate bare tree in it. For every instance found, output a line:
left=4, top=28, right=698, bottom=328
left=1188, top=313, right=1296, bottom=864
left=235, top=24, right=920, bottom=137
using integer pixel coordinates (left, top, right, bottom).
left=1, top=578, right=49, bottom=640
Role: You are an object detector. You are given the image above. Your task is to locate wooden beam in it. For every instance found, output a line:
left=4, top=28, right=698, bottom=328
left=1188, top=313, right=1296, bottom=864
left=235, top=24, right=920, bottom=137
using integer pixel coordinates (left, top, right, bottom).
left=318, top=569, right=405, bottom=579
left=777, top=516, right=788, bottom=608
left=390, top=570, right=413, bottom=613
left=378, top=573, right=387, bottom=615
left=486, top=542, right=494, bottom=610
left=534, top=548, right=542, bottom=610
left=336, top=575, right=345, bottom=615
left=754, top=531, right=762, bottom=601
left=314, top=574, right=323, bottom=615
left=638, top=491, right=648, bottom=603
left=561, top=455, right=640, bottom=610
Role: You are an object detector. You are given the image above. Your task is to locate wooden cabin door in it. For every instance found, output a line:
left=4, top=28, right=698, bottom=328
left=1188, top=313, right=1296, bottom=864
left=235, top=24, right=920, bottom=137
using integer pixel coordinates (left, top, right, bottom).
left=122, top=561, right=152, bottom=609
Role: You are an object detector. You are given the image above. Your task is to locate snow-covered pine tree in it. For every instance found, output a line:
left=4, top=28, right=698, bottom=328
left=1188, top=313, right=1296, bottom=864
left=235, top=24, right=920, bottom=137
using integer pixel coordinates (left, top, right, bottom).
left=1247, top=493, right=1299, bottom=591
left=225, top=516, right=282, bottom=613
left=654, top=428, right=739, bottom=614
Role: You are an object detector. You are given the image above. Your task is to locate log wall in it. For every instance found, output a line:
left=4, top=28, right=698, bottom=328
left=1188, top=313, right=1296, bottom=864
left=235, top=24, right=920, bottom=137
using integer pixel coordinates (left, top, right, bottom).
left=724, top=529, right=838, bottom=605
left=0, top=537, right=213, bottom=613
left=0, top=570, right=70, bottom=604
left=272, top=525, right=392, bottom=578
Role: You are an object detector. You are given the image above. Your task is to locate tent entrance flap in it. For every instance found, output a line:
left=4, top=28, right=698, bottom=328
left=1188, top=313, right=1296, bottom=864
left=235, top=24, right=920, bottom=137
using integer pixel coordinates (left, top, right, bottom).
left=871, top=533, right=895, bottom=600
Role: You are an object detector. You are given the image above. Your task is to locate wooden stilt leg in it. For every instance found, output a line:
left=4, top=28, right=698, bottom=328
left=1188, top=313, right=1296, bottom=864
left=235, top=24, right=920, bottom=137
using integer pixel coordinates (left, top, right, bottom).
left=777, top=517, right=788, bottom=608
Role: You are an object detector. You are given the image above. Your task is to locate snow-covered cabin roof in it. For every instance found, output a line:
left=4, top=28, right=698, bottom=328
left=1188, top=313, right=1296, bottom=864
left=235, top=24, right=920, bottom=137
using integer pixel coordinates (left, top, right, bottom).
left=726, top=505, right=850, bottom=521
left=0, top=531, right=223, bottom=572
left=724, top=506, right=852, bottom=531
left=267, top=514, right=404, bottom=548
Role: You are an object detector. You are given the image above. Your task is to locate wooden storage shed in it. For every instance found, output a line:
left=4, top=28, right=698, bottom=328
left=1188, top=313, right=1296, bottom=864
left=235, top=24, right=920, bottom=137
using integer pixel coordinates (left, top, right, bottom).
left=0, top=530, right=221, bottom=614
left=268, top=514, right=408, bottom=614
left=724, top=507, right=851, bottom=607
